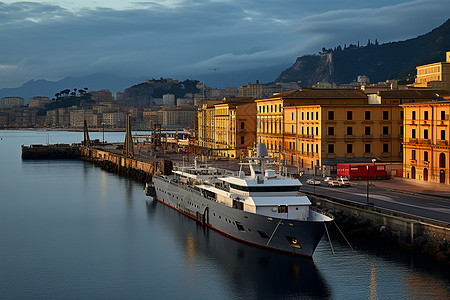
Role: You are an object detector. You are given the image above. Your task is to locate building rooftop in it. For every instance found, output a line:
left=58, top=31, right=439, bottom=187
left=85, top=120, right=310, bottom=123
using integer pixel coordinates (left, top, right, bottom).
left=260, top=89, right=367, bottom=100
left=377, top=89, right=450, bottom=99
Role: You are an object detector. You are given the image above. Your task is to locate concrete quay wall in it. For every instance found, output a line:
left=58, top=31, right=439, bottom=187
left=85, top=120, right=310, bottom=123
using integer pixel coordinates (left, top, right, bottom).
left=308, top=193, right=450, bottom=264
left=79, top=146, right=172, bottom=183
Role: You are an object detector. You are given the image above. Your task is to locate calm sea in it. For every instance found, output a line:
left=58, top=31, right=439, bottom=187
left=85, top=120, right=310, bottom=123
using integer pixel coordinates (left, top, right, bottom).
left=0, top=130, right=449, bottom=299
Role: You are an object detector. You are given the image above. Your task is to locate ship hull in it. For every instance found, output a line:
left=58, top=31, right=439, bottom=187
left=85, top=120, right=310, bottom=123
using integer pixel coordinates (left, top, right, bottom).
left=152, top=176, right=329, bottom=257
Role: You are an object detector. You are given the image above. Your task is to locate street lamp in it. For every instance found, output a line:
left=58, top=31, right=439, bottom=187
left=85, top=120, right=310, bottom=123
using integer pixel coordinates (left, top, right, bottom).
left=101, top=122, right=105, bottom=144
left=366, top=164, right=374, bottom=206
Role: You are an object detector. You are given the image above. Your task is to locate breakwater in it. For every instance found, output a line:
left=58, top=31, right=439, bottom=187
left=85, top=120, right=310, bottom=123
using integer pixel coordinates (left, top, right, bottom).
left=21, top=144, right=80, bottom=159
left=306, top=192, right=450, bottom=264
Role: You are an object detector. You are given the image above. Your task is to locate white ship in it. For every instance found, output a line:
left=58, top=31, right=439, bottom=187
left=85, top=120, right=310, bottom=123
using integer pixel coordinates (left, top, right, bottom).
left=148, top=144, right=333, bottom=257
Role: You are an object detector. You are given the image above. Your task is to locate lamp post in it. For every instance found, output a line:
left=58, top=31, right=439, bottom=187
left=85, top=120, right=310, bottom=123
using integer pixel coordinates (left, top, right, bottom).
left=102, top=122, right=105, bottom=144
left=366, top=165, right=369, bottom=204
left=313, top=165, right=316, bottom=195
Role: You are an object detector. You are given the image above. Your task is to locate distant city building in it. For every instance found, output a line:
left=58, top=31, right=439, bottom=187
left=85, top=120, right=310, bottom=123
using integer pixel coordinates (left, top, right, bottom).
left=102, top=112, right=126, bottom=128
left=113, top=91, right=124, bottom=101
left=177, top=98, right=193, bottom=106
left=411, top=51, right=450, bottom=90
left=90, top=90, right=112, bottom=102
left=1, top=97, right=24, bottom=109
left=238, top=81, right=262, bottom=98
left=207, top=87, right=238, bottom=99
left=70, top=109, right=98, bottom=128
left=28, top=96, right=50, bottom=108
left=357, top=75, right=370, bottom=85
left=162, top=94, right=176, bottom=106
left=153, top=98, right=163, bottom=106
left=312, top=82, right=337, bottom=89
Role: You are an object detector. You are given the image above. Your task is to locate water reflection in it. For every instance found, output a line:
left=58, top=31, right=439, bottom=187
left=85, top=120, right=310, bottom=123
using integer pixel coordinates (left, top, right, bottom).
left=146, top=199, right=330, bottom=299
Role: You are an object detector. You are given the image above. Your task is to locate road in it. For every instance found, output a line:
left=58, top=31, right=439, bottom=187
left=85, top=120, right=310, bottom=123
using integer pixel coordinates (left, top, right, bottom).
left=300, top=178, right=450, bottom=224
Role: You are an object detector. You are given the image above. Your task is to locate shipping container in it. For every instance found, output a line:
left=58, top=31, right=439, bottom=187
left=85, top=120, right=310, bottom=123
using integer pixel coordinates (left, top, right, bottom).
left=337, top=163, right=387, bottom=180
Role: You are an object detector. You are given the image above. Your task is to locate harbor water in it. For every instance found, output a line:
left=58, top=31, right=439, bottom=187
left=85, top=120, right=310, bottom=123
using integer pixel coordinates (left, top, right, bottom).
left=1, top=130, right=449, bottom=299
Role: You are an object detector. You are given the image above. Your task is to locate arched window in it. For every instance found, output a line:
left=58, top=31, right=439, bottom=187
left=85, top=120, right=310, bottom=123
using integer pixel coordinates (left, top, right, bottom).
left=423, top=168, right=428, bottom=181
left=411, top=166, right=416, bottom=179
left=439, top=153, right=446, bottom=168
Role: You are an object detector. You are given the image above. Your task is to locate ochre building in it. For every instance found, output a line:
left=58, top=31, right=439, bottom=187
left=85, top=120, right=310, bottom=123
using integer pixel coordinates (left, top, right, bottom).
left=402, top=100, right=450, bottom=184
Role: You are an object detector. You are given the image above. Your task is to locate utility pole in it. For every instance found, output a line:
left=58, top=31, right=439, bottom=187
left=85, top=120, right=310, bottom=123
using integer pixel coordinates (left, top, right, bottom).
left=210, top=68, right=220, bottom=88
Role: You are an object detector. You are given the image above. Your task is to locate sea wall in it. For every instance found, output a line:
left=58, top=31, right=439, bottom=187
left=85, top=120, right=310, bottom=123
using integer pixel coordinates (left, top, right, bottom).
left=21, top=144, right=80, bottom=159
left=79, top=146, right=172, bottom=183
left=307, top=193, right=450, bottom=264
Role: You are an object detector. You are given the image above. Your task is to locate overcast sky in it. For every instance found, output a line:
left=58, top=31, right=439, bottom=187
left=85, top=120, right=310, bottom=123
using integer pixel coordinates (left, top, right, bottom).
left=0, top=0, right=449, bottom=89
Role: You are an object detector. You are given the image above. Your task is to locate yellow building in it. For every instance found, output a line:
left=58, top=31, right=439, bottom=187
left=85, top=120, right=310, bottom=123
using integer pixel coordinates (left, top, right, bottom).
left=402, top=100, right=450, bottom=184
left=412, top=51, right=450, bottom=90
left=213, top=98, right=256, bottom=158
left=256, top=89, right=368, bottom=161
left=283, top=104, right=403, bottom=170
left=197, top=100, right=220, bottom=153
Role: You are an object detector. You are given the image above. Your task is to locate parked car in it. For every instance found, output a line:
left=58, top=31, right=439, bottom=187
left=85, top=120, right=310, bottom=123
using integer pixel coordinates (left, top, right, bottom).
left=306, top=178, right=321, bottom=185
left=328, top=180, right=340, bottom=187
left=337, top=177, right=350, bottom=187
left=324, top=177, right=333, bottom=184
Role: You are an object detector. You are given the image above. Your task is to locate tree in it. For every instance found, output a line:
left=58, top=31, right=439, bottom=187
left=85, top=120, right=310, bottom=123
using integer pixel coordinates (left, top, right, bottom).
left=375, top=39, right=379, bottom=46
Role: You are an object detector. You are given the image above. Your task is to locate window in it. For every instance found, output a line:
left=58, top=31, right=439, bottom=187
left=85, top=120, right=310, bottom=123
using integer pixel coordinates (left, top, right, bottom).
left=316, top=144, right=318, bottom=153
left=240, top=122, right=244, bottom=130
left=279, top=104, right=281, bottom=112
left=424, top=151, right=429, bottom=162
left=347, top=111, right=353, bottom=120
left=328, top=144, right=334, bottom=154
left=278, top=205, right=288, bottom=213
left=347, top=126, right=353, bottom=135
left=400, top=111, right=404, bottom=120
left=271, top=105, right=273, bottom=113
left=365, top=111, right=371, bottom=120
left=328, top=111, right=334, bottom=120
left=316, top=112, right=319, bottom=120
left=307, top=127, right=310, bottom=135
left=383, top=143, right=388, bottom=153
left=424, top=129, right=429, bottom=140
left=301, top=127, right=304, bottom=134
left=346, top=144, right=353, bottom=153
left=315, top=127, right=318, bottom=135
left=412, top=111, right=416, bottom=120
left=306, top=112, right=309, bottom=120
left=424, top=111, right=429, bottom=120
left=412, top=150, right=416, bottom=160
left=441, top=130, right=446, bottom=140
left=412, top=129, right=416, bottom=138
left=307, top=144, right=309, bottom=153
left=301, top=112, right=304, bottom=120
left=291, top=125, right=294, bottom=133
left=383, top=126, right=389, bottom=135
left=240, top=136, right=244, bottom=144
left=328, top=127, right=334, bottom=135
left=383, top=111, right=389, bottom=120
left=400, top=126, right=403, bottom=137
left=441, top=111, right=445, bottom=120
left=365, top=144, right=371, bottom=153
left=291, top=112, right=294, bottom=120
left=365, top=126, right=371, bottom=135
left=439, top=153, right=446, bottom=168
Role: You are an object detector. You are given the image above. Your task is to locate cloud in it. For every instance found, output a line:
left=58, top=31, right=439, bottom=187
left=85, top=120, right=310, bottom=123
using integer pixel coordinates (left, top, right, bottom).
left=0, top=0, right=448, bottom=88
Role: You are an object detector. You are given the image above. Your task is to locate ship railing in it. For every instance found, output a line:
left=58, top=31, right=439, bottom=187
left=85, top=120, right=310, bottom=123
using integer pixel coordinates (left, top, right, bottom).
left=154, top=174, right=217, bottom=202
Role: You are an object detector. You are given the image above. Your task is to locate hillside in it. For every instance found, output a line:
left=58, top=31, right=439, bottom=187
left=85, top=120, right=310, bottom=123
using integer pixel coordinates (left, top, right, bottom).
left=122, top=79, right=201, bottom=107
left=276, top=19, right=450, bottom=86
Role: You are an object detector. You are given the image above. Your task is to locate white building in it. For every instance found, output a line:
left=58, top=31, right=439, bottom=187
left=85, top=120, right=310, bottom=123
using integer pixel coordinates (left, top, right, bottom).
left=162, top=94, right=176, bottom=106
left=1, top=97, right=24, bottom=108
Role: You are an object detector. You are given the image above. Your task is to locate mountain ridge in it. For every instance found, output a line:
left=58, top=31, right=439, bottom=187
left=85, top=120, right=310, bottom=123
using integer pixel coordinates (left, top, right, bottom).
left=276, top=19, right=450, bottom=86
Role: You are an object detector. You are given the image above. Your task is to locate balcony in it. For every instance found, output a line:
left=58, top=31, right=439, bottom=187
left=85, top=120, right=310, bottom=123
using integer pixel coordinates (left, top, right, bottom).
left=345, top=153, right=354, bottom=158
left=363, top=153, right=373, bottom=158
left=419, top=139, right=431, bottom=145
left=344, top=135, right=355, bottom=141
left=437, top=140, right=448, bottom=146
left=408, top=138, right=418, bottom=144
left=380, top=134, right=391, bottom=140
left=326, top=135, right=336, bottom=140
left=362, top=134, right=372, bottom=140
